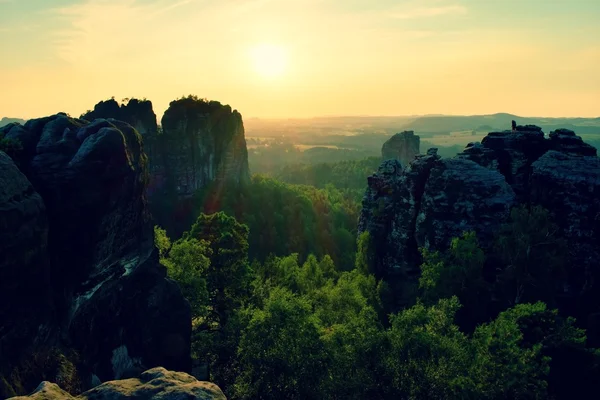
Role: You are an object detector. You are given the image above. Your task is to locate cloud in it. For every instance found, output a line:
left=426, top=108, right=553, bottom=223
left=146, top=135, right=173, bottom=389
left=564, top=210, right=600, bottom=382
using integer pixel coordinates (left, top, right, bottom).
left=49, top=0, right=207, bottom=66
left=388, top=4, right=467, bottom=19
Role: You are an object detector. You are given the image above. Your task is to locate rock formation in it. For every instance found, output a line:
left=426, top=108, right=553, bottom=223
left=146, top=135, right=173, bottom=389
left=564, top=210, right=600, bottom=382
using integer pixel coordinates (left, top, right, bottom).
left=82, top=97, right=251, bottom=235
left=157, top=96, right=250, bottom=196
left=381, top=131, right=420, bottom=166
left=81, top=98, right=158, bottom=136
left=0, top=115, right=192, bottom=397
left=360, top=125, right=600, bottom=312
left=8, top=367, right=226, bottom=400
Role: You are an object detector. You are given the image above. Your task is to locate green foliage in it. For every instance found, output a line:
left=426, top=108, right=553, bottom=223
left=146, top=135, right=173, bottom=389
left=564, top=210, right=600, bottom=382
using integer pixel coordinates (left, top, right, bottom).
left=184, top=212, right=251, bottom=328
left=494, top=205, right=567, bottom=307
left=0, top=133, right=23, bottom=158
left=274, top=157, right=381, bottom=202
left=419, top=232, right=488, bottom=327
left=383, top=297, right=474, bottom=399
left=0, top=348, right=82, bottom=398
left=471, top=303, right=553, bottom=399
left=234, top=287, right=328, bottom=400
left=248, top=140, right=379, bottom=177
left=356, top=231, right=375, bottom=275
left=154, top=202, right=596, bottom=400
left=162, top=238, right=211, bottom=320
left=195, top=175, right=360, bottom=270
left=154, top=225, right=171, bottom=258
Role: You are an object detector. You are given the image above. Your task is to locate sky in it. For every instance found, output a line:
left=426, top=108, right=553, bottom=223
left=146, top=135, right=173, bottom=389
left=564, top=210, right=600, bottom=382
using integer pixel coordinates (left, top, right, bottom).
left=1, top=0, right=599, bottom=120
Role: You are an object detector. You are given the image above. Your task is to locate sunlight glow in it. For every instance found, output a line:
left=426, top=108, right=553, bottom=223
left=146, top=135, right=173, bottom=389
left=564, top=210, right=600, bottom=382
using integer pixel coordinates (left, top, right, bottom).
left=250, top=43, right=288, bottom=79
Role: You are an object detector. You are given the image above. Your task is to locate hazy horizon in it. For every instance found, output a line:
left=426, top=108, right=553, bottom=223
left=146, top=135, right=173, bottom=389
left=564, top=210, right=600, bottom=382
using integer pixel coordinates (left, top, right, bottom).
left=1, top=0, right=599, bottom=120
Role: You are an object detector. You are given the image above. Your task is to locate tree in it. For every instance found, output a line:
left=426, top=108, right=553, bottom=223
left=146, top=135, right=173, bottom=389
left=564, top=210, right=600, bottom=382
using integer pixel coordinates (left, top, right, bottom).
left=234, top=288, right=328, bottom=400
left=355, top=231, right=375, bottom=275
left=419, top=231, right=489, bottom=329
left=184, top=212, right=251, bottom=329
left=494, top=205, right=567, bottom=307
left=471, top=303, right=553, bottom=399
left=161, top=238, right=211, bottom=320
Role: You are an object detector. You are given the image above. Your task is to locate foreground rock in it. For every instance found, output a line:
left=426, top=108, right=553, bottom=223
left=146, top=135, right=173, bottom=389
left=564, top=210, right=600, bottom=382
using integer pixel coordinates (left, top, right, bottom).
left=0, top=115, right=191, bottom=397
left=360, top=125, right=600, bottom=312
left=9, top=367, right=226, bottom=400
left=381, top=131, right=420, bottom=166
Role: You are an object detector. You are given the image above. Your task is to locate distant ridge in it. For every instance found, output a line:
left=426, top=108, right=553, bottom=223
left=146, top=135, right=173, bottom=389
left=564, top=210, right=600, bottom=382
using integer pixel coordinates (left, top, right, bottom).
left=0, top=117, right=26, bottom=127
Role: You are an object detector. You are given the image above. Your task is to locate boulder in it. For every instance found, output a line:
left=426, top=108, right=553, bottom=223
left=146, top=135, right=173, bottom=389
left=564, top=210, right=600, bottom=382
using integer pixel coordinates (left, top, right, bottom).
left=8, top=367, right=226, bottom=400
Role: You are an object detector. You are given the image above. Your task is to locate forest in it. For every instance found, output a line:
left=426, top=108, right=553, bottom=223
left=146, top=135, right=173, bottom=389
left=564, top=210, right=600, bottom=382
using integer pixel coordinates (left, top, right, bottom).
left=154, top=159, right=600, bottom=399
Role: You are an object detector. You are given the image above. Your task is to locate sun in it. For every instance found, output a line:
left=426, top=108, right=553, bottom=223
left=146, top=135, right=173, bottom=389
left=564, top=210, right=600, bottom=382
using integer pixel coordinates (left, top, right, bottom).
left=250, top=43, right=288, bottom=79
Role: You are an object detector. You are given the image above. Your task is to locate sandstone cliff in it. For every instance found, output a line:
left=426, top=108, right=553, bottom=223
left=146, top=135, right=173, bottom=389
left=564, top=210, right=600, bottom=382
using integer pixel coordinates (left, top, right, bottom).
left=381, top=131, right=420, bottom=166
left=360, top=126, right=600, bottom=313
left=157, top=96, right=250, bottom=196
left=82, top=97, right=250, bottom=235
left=0, top=115, right=191, bottom=397
left=81, top=98, right=158, bottom=136
left=9, top=367, right=226, bottom=400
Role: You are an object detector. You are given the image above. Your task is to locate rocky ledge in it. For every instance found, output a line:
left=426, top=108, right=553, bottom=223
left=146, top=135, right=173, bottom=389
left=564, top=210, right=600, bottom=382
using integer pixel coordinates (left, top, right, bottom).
left=8, top=368, right=226, bottom=400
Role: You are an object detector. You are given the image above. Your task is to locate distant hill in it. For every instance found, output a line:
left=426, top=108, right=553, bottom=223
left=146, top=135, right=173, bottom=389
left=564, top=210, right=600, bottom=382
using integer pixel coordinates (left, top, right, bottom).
left=0, top=117, right=26, bottom=127
left=399, top=113, right=600, bottom=134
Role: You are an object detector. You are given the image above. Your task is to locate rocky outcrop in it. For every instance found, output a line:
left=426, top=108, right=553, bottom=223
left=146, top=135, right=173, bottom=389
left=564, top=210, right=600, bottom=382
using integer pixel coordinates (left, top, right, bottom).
left=9, top=367, right=226, bottom=400
left=381, top=131, right=420, bottom=166
left=0, top=115, right=191, bottom=397
left=0, top=152, right=53, bottom=368
left=81, top=97, right=250, bottom=235
left=157, top=97, right=250, bottom=197
left=360, top=125, right=599, bottom=309
left=529, top=150, right=600, bottom=314
left=359, top=149, right=515, bottom=305
left=81, top=99, right=158, bottom=136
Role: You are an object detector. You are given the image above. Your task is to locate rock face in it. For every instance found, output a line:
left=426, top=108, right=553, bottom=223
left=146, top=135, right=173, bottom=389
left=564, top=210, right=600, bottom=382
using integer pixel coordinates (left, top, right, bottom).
left=157, top=97, right=250, bottom=197
left=360, top=125, right=599, bottom=309
left=81, top=99, right=158, bottom=136
left=0, top=115, right=191, bottom=397
left=8, top=367, right=226, bottom=400
left=82, top=97, right=250, bottom=235
left=0, top=152, right=53, bottom=367
left=381, top=131, right=420, bottom=166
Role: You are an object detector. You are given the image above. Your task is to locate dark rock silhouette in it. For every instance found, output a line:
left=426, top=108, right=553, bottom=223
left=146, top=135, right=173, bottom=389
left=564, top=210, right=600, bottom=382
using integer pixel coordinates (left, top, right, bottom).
left=81, top=98, right=158, bottom=136
left=158, top=97, right=250, bottom=197
left=0, top=115, right=191, bottom=397
left=360, top=125, right=600, bottom=316
left=81, top=97, right=250, bottom=235
left=381, top=131, right=420, bottom=167
left=8, top=367, right=226, bottom=400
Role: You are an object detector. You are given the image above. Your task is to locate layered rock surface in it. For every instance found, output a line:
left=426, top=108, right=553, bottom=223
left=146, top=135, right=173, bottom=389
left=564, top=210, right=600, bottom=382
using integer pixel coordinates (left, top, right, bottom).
left=0, top=115, right=191, bottom=397
left=9, top=367, right=226, bottom=400
left=381, top=131, right=420, bottom=166
left=360, top=126, right=600, bottom=309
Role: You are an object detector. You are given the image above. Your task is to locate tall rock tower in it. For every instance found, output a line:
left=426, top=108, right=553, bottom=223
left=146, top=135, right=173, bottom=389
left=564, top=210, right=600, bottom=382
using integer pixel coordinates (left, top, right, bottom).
left=381, top=131, right=421, bottom=167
